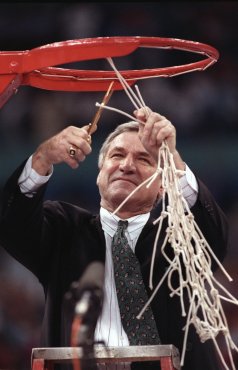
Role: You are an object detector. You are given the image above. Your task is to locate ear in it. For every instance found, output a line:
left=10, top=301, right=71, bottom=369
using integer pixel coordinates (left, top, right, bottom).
left=156, top=185, right=164, bottom=203
left=158, top=185, right=164, bottom=197
left=96, top=171, right=101, bottom=186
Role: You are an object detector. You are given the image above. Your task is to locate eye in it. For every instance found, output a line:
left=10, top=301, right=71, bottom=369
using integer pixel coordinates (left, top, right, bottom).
left=138, top=157, right=152, bottom=165
left=110, top=152, right=124, bottom=159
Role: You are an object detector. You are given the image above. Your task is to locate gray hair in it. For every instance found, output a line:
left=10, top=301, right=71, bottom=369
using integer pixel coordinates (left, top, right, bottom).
left=98, top=121, right=139, bottom=168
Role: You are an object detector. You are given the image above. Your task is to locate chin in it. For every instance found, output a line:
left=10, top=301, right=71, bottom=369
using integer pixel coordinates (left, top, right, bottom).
left=113, top=192, right=139, bottom=209
left=104, top=182, right=142, bottom=207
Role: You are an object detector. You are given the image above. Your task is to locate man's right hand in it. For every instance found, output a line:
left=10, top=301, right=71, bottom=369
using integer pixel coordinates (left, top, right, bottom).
left=32, top=125, right=92, bottom=175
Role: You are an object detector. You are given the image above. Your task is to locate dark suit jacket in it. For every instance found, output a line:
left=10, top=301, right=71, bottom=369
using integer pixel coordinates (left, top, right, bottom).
left=0, top=162, right=228, bottom=370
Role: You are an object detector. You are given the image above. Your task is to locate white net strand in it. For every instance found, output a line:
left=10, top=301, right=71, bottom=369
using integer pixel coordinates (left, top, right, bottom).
left=134, top=84, right=151, bottom=117
left=97, top=58, right=238, bottom=369
left=95, top=102, right=145, bottom=125
left=95, top=58, right=149, bottom=125
left=151, top=141, right=238, bottom=368
left=107, top=57, right=144, bottom=110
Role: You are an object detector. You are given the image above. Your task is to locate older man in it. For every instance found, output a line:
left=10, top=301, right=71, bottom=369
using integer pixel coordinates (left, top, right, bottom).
left=0, top=109, right=227, bottom=369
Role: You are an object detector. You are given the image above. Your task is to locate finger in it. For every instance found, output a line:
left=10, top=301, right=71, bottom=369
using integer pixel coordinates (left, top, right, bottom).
left=75, top=127, right=92, bottom=146
left=66, top=140, right=91, bottom=167
left=151, top=120, right=172, bottom=146
left=62, top=136, right=91, bottom=169
left=87, top=122, right=98, bottom=135
left=64, top=149, right=80, bottom=169
left=143, top=113, right=166, bottom=144
left=82, top=124, right=96, bottom=136
left=65, top=147, right=87, bottom=169
left=72, top=137, right=92, bottom=156
left=70, top=147, right=87, bottom=162
left=66, top=127, right=92, bottom=156
left=155, top=124, right=175, bottom=148
left=134, top=107, right=152, bottom=122
left=71, top=126, right=90, bottom=141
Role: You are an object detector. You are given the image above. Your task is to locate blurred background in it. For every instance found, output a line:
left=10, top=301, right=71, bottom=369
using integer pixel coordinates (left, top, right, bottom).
left=0, top=2, right=237, bottom=369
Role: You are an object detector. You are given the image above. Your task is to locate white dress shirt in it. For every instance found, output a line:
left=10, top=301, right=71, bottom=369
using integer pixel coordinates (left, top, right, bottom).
left=95, top=208, right=150, bottom=346
left=18, top=155, right=199, bottom=346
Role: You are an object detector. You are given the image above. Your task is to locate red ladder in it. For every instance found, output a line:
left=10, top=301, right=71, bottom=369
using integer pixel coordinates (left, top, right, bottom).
left=31, top=345, right=181, bottom=370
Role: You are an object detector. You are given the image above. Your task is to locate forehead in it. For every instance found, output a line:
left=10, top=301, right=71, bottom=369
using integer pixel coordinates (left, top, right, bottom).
left=107, top=131, right=147, bottom=154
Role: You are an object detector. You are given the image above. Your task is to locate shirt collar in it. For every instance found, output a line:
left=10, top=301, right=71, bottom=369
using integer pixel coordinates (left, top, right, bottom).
left=100, top=207, right=150, bottom=239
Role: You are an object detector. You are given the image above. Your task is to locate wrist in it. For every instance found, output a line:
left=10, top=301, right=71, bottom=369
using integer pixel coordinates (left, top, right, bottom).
left=172, top=150, right=186, bottom=172
left=32, top=148, right=52, bottom=176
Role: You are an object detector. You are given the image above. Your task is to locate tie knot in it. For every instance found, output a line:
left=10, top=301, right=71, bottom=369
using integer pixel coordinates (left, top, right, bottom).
left=118, top=220, right=128, bottom=231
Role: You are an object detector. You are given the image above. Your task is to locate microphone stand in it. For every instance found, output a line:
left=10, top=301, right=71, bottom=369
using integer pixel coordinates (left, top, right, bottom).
left=74, top=291, right=98, bottom=370
left=67, top=262, right=105, bottom=370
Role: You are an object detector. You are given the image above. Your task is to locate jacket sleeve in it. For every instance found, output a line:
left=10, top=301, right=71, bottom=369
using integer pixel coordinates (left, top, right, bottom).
left=0, top=160, right=50, bottom=277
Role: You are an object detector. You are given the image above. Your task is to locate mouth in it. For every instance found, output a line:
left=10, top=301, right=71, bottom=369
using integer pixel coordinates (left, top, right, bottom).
left=112, top=177, right=138, bottom=186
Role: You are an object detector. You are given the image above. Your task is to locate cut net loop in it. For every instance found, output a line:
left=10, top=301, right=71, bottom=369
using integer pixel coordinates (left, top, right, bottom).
left=97, top=58, right=238, bottom=370
left=0, top=36, right=219, bottom=108
left=148, top=141, right=238, bottom=369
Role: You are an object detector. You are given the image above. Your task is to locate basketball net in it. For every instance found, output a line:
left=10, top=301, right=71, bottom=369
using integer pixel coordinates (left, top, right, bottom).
left=96, top=57, right=238, bottom=370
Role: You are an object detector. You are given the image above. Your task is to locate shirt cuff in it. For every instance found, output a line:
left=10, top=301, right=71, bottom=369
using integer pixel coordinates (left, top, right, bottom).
left=178, top=164, right=198, bottom=208
left=18, top=155, right=53, bottom=196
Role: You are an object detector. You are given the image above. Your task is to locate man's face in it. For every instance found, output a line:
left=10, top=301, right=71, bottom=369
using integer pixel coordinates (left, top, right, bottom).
left=97, top=131, right=163, bottom=215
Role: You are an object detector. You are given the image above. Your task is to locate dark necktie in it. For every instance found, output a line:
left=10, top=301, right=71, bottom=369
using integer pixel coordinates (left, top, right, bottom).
left=111, top=220, right=161, bottom=345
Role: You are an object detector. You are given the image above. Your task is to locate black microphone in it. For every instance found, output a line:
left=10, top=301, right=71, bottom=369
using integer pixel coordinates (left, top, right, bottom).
left=73, top=261, right=105, bottom=346
left=65, top=260, right=105, bottom=370
left=70, top=261, right=104, bottom=370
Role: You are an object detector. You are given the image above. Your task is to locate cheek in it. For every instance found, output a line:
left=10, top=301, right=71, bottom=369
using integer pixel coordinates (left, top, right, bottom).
left=97, top=171, right=105, bottom=189
left=97, top=167, right=110, bottom=190
left=147, top=177, right=163, bottom=196
left=98, top=162, right=117, bottom=183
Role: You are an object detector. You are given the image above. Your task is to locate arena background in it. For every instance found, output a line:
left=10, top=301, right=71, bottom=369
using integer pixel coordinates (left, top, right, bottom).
left=0, top=2, right=237, bottom=369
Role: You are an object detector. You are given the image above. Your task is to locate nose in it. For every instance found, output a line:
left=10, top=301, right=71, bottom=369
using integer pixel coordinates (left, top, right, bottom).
left=119, top=155, right=136, bottom=173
